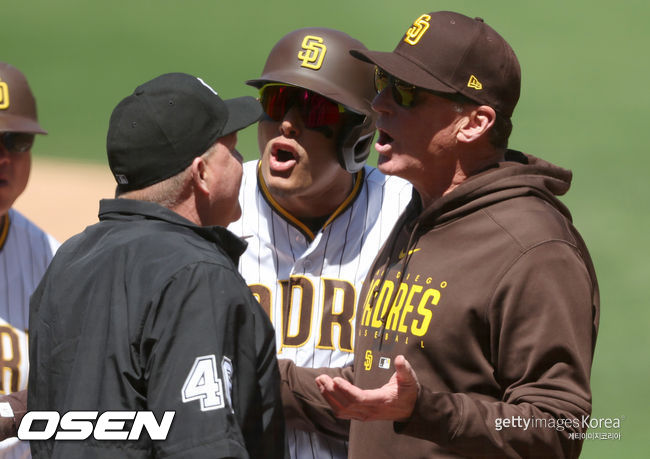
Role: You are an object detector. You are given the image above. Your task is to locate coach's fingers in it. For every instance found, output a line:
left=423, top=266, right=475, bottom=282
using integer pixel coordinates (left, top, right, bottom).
left=394, top=355, right=419, bottom=390
left=315, top=374, right=334, bottom=392
left=316, top=375, right=369, bottom=419
left=315, top=375, right=350, bottom=415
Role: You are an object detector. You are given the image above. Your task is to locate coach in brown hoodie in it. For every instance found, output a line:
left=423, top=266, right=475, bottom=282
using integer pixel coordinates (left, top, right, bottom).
left=280, top=11, right=599, bottom=458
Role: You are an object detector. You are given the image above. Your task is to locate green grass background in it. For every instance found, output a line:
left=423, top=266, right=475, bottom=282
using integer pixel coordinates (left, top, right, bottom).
left=3, top=0, right=647, bottom=456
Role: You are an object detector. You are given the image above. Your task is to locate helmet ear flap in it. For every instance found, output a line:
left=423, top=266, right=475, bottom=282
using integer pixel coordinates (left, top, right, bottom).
left=337, top=114, right=375, bottom=173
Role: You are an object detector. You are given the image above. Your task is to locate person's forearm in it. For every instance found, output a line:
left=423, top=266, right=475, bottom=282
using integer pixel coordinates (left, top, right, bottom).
left=278, top=359, right=351, bottom=439
left=397, top=387, right=589, bottom=458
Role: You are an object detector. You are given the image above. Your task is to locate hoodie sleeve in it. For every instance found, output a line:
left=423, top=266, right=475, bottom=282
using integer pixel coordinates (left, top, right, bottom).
left=0, top=390, right=27, bottom=439
left=396, top=240, right=599, bottom=458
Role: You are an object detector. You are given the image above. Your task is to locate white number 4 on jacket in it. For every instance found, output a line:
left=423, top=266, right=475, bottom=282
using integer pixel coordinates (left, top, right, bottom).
left=182, top=355, right=225, bottom=411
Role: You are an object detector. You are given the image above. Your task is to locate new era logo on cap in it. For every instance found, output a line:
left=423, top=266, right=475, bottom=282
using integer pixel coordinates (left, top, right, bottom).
left=468, top=75, right=483, bottom=90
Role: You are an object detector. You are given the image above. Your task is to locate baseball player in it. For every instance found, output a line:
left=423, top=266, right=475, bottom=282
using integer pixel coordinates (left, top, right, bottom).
left=228, top=28, right=412, bottom=458
left=0, top=62, right=58, bottom=458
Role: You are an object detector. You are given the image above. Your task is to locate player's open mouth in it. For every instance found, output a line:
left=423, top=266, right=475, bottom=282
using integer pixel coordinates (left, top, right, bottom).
left=269, top=143, right=298, bottom=173
left=276, top=149, right=294, bottom=162
left=375, top=129, right=393, bottom=155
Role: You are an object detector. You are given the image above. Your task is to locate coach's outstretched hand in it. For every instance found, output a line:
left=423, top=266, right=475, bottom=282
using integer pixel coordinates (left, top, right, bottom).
left=315, top=355, right=420, bottom=422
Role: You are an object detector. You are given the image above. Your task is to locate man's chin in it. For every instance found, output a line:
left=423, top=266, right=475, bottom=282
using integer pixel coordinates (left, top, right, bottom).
left=377, top=156, right=394, bottom=174
left=267, top=168, right=292, bottom=180
left=263, top=177, right=299, bottom=200
left=0, top=192, right=17, bottom=217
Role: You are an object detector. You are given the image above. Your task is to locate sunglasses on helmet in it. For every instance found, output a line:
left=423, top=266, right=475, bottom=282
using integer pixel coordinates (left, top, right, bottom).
left=0, top=132, right=35, bottom=154
left=258, top=84, right=349, bottom=129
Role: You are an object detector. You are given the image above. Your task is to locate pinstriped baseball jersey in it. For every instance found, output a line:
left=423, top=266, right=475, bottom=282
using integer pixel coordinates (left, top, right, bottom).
left=0, top=209, right=58, bottom=458
left=228, top=160, right=412, bottom=459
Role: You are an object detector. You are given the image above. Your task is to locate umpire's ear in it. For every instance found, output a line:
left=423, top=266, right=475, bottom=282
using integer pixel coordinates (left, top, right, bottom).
left=190, top=155, right=210, bottom=196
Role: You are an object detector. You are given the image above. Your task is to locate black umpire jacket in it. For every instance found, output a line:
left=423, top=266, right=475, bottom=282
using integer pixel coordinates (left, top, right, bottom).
left=28, top=199, right=285, bottom=458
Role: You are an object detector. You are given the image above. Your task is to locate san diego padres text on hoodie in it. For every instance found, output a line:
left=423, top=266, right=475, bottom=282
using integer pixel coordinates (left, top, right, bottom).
left=343, top=151, right=599, bottom=458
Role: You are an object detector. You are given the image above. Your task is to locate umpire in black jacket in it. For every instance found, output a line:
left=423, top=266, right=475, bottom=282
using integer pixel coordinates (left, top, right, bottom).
left=26, top=73, right=285, bottom=458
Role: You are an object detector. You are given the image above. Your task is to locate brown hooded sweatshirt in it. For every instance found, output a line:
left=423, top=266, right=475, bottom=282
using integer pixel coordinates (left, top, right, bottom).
left=281, top=151, right=600, bottom=458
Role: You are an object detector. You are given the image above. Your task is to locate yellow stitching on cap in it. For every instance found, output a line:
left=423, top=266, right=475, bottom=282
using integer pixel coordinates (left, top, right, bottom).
left=404, top=14, right=431, bottom=45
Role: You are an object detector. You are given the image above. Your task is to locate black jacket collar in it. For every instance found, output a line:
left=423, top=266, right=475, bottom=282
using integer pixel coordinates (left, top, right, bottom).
left=98, top=199, right=247, bottom=262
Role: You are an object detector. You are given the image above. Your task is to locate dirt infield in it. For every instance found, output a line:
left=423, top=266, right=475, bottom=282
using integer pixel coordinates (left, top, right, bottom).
left=14, top=158, right=116, bottom=243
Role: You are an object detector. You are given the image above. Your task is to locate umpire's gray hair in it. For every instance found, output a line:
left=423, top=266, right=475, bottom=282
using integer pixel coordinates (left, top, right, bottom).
left=116, top=147, right=215, bottom=207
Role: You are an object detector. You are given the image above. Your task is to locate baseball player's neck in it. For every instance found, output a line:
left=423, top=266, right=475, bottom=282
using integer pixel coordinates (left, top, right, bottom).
left=272, top=172, right=355, bottom=223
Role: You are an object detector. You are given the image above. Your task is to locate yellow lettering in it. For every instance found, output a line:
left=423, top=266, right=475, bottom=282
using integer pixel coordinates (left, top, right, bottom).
left=361, top=279, right=381, bottom=327
left=398, top=285, right=422, bottom=332
left=411, top=288, right=440, bottom=336
left=386, top=283, right=408, bottom=331
left=371, top=280, right=394, bottom=328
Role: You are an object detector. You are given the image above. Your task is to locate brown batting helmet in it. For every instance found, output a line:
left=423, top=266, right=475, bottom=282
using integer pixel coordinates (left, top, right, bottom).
left=0, top=62, right=47, bottom=134
left=247, top=28, right=376, bottom=173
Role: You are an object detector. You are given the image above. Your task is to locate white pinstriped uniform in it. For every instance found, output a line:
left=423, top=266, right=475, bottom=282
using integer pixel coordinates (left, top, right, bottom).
left=0, top=209, right=59, bottom=459
left=228, top=160, right=412, bottom=459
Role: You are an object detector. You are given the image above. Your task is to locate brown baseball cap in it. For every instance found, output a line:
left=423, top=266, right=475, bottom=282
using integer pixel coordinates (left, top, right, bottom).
left=0, top=62, right=47, bottom=134
left=350, top=11, right=521, bottom=117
